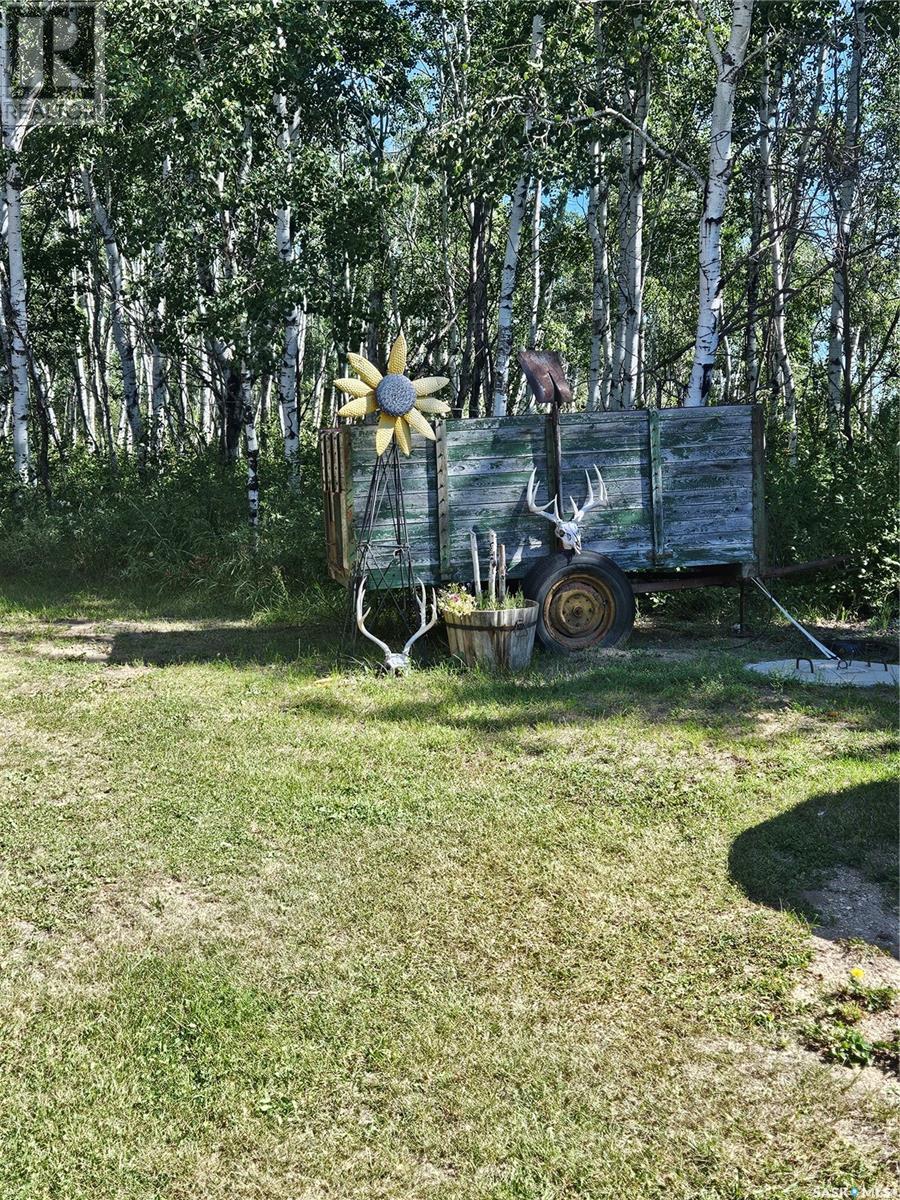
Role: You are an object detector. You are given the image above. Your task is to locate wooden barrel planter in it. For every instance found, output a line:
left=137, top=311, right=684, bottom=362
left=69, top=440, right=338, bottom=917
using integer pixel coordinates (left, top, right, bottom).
left=444, top=602, right=539, bottom=670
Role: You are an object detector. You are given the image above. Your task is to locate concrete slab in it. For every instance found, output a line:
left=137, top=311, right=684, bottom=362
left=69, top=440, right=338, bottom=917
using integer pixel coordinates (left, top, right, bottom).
left=745, top=658, right=899, bottom=687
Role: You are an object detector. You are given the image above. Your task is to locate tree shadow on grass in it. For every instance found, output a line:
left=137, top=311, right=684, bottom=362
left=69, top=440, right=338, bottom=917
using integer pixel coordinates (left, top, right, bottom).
left=0, top=621, right=335, bottom=668
left=729, top=781, right=899, bottom=956
left=106, top=625, right=313, bottom=666
left=295, top=651, right=896, bottom=752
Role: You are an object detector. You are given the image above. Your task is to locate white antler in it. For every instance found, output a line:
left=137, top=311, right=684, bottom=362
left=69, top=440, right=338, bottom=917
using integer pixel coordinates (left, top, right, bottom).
left=525, top=464, right=610, bottom=555
left=403, top=582, right=439, bottom=654
left=526, top=468, right=562, bottom=525
left=356, top=577, right=436, bottom=674
left=570, top=466, right=609, bottom=521
left=355, top=578, right=392, bottom=658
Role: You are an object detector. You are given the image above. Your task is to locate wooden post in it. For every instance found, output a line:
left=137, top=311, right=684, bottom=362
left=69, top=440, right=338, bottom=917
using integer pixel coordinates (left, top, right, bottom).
left=470, top=530, right=482, bottom=597
left=548, top=384, right=564, bottom=514
left=435, top=419, right=451, bottom=578
left=487, top=530, right=498, bottom=605
left=498, top=543, right=507, bottom=603
left=738, top=577, right=750, bottom=637
left=647, top=408, right=668, bottom=564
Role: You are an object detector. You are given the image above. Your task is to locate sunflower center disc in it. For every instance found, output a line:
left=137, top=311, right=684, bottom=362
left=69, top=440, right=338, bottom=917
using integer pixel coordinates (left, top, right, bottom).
left=377, top=374, right=416, bottom=417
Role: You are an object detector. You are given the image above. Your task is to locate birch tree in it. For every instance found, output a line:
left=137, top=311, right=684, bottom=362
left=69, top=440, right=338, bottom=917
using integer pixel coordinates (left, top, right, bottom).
left=81, top=168, right=143, bottom=449
left=1, top=10, right=43, bottom=483
left=610, top=51, right=649, bottom=411
left=827, top=0, right=866, bottom=438
left=492, top=12, right=544, bottom=418
left=685, top=0, right=755, bottom=406
left=758, top=31, right=796, bottom=444
left=274, top=52, right=302, bottom=479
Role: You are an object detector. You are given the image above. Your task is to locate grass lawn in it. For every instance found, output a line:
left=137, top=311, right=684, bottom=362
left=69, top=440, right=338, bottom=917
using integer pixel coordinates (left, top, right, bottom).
left=0, top=579, right=897, bottom=1199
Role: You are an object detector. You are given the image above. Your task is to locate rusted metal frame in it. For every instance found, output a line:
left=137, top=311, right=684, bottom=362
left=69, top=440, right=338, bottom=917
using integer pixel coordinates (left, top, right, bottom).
left=761, top=556, right=848, bottom=579
left=629, top=571, right=742, bottom=595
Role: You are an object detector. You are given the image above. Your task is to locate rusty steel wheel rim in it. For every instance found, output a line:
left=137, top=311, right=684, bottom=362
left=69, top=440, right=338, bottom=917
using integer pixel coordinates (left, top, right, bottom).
left=544, top=572, right=616, bottom=649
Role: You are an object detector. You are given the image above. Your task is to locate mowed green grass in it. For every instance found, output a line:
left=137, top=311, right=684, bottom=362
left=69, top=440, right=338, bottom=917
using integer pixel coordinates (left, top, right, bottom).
left=0, top=599, right=897, bottom=1199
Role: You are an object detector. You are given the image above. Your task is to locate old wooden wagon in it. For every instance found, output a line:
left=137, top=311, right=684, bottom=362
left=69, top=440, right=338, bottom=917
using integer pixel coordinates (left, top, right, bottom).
left=321, top=401, right=766, bottom=652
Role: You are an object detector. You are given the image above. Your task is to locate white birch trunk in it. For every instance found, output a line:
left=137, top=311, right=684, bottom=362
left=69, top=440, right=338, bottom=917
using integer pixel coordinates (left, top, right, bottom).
left=0, top=261, right=10, bottom=439
left=1, top=11, right=37, bottom=483
left=526, top=177, right=542, bottom=349
left=6, top=158, right=30, bottom=482
left=587, top=141, right=613, bottom=412
left=610, top=132, right=629, bottom=407
left=491, top=13, right=544, bottom=417
left=586, top=6, right=613, bottom=413
left=274, top=42, right=303, bottom=475
left=492, top=173, right=529, bottom=418
left=311, top=343, right=329, bottom=430
left=242, top=364, right=259, bottom=540
left=275, top=192, right=302, bottom=473
left=759, top=40, right=796, bottom=452
left=609, top=52, right=648, bottom=413
left=827, top=0, right=865, bottom=429
left=81, top=168, right=143, bottom=447
left=685, top=0, right=754, bottom=407
left=619, top=75, right=647, bottom=411
left=150, top=304, right=166, bottom=453
left=65, top=198, right=97, bottom=449
left=197, top=333, right=214, bottom=444
left=150, top=157, right=171, bottom=456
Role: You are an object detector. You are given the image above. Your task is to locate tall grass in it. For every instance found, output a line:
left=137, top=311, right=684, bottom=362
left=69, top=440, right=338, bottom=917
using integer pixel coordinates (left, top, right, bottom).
left=1, top=409, right=896, bottom=625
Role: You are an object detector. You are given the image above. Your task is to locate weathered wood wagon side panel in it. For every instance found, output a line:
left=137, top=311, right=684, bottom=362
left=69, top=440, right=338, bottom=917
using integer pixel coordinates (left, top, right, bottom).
left=321, top=403, right=763, bottom=587
left=557, top=412, right=655, bottom=570
left=345, top=432, right=441, bottom=584
left=320, top=429, right=351, bottom=580
left=441, top=416, right=553, bottom=580
left=654, top=406, right=756, bottom=568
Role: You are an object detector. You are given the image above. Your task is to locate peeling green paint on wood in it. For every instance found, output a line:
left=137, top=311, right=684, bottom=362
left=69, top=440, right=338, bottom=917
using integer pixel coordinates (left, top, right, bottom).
left=322, top=404, right=762, bottom=587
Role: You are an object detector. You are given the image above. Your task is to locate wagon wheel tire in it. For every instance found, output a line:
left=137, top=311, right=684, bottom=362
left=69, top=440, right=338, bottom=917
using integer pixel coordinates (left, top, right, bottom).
left=522, top=552, right=635, bottom=653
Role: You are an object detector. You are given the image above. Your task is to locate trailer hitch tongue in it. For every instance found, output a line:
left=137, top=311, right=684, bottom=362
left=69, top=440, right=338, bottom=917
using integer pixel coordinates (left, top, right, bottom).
left=750, top=577, right=840, bottom=662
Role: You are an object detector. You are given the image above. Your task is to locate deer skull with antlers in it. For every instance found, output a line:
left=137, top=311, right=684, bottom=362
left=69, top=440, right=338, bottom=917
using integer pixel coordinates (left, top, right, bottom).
left=526, top=466, right=609, bottom=554
left=355, top=578, right=438, bottom=675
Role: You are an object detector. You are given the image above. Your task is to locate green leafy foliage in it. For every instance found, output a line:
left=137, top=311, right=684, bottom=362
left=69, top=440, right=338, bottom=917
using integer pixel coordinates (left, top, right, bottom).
left=0, top=437, right=326, bottom=616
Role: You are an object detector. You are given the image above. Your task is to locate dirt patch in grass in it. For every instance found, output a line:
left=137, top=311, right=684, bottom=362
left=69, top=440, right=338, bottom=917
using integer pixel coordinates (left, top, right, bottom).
left=780, top=867, right=900, bottom=1097
left=802, top=865, right=899, bottom=959
left=700, top=1035, right=899, bottom=1171
left=7, top=876, right=229, bottom=990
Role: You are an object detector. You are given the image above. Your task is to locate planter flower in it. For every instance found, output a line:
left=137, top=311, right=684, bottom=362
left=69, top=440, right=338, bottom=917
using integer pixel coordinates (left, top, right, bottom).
left=438, top=583, right=538, bottom=671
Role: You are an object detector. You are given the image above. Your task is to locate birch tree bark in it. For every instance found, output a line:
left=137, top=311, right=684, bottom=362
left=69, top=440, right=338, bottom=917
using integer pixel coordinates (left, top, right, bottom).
left=241, top=363, right=259, bottom=540
left=1, top=12, right=41, bottom=483
left=6, top=157, right=31, bottom=482
left=150, top=157, right=171, bottom=458
left=685, top=0, right=754, bottom=407
left=758, top=37, right=797, bottom=451
left=274, top=35, right=303, bottom=477
left=827, top=0, right=865, bottom=435
left=492, top=12, right=544, bottom=417
left=82, top=168, right=144, bottom=448
left=587, top=140, right=613, bottom=412
left=610, top=49, right=649, bottom=410
left=275, top=192, right=302, bottom=471
left=526, top=177, right=542, bottom=351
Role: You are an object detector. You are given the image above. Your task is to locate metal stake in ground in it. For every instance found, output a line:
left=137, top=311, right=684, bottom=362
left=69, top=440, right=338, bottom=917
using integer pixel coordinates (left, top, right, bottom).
left=343, top=442, right=421, bottom=648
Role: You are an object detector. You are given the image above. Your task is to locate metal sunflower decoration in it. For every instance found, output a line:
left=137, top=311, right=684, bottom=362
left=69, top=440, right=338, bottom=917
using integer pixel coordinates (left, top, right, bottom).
left=334, top=332, right=451, bottom=456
